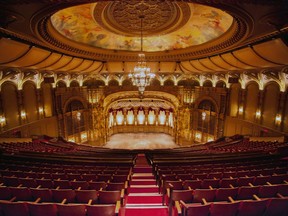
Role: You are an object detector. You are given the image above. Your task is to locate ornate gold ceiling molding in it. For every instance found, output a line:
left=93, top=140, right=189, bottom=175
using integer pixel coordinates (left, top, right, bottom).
left=30, top=1, right=252, bottom=62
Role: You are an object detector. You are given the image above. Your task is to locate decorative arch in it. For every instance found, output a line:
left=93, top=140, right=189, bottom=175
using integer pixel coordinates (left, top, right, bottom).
left=122, top=79, right=133, bottom=86
left=216, top=80, right=226, bottom=88
left=150, top=79, right=161, bottom=86
left=108, top=79, right=119, bottom=86
left=63, top=97, right=87, bottom=113
left=195, top=96, right=219, bottom=113
left=70, top=80, right=80, bottom=87
left=56, top=80, right=67, bottom=88
left=164, top=79, right=174, bottom=86
left=203, top=80, right=213, bottom=87
left=83, top=79, right=105, bottom=88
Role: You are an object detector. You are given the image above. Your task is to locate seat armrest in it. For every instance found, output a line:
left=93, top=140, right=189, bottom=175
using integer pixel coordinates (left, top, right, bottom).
left=228, top=196, right=235, bottom=203
left=253, top=194, right=260, bottom=201
left=175, top=200, right=182, bottom=216
left=115, top=200, right=121, bottom=214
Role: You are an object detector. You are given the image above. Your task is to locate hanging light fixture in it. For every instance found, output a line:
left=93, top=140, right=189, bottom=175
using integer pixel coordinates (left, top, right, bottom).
left=129, top=14, right=155, bottom=95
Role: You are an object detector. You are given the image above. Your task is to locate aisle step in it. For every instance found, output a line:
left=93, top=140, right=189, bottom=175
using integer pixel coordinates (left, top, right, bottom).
left=125, top=193, right=162, bottom=204
left=133, top=166, right=153, bottom=173
left=119, top=206, right=168, bottom=216
left=128, top=185, right=159, bottom=193
left=130, top=179, right=156, bottom=185
left=132, top=173, right=154, bottom=179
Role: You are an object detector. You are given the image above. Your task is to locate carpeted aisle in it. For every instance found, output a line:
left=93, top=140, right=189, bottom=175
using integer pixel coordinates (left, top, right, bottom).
left=119, top=154, right=169, bottom=216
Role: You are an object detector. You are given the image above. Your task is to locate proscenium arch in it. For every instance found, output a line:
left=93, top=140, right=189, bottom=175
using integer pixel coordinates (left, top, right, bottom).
left=103, top=91, right=180, bottom=113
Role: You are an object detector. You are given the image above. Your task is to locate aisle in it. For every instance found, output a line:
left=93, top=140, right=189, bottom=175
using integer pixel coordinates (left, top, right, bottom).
left=119, top=154, right=168, bottom=216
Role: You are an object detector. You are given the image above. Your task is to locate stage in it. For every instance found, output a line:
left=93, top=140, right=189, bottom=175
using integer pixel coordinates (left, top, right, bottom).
left=103, top=133, right=178, bottom=150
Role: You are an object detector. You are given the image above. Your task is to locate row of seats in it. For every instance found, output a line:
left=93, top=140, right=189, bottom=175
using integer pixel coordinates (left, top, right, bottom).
left=0, top=163, right=132, bottom=174
left=0, top=186, right=124, bottom=204
left=164, top=184, right=288, bottom=205
left=1, top=172, right=130, bottom=185
left=0, top=201, right=119, bottom=216
left=160, top=174, right=288, bottom=190
left=180, top=197, right=288, bottom=216
left=157, top=166, right=288, bottom=178
left=0, top=177, right=128, bottom=190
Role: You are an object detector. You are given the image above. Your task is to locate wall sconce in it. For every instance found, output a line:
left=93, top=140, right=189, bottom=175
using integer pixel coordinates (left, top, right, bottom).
left=39, top=107, right=44, bottom=115
left=255, top=110, right=261, bottom=119
left=238, top=106, right=244, bottom=115
left=275, top=114, right=282, bottom=125
left=21, top=111, right=26, bottom=119
left=0, top=116, right=6, bottom=127
left=76, top=112, right=81, bottom=121
left=201, top=112, right=206, bottom=120
left=195, top=132, right=202, bottom=140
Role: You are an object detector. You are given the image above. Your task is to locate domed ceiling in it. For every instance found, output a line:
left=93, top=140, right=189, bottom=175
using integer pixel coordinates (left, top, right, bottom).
left=50, top=1, right=233, bottom=52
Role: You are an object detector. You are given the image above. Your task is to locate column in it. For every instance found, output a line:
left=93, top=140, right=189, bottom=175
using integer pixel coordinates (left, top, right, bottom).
left=17, top=90, right=26, bottom=124
left=257, top=90, right=264, bottom=124
left=277, top=91, right=286, bottom=131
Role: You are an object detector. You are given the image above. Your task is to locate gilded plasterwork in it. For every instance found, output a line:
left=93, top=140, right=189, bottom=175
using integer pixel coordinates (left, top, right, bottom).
left=50, top=1, right=233, bottom=52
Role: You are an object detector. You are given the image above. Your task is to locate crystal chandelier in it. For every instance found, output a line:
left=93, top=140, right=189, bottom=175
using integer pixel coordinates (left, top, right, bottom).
left=129, top=15, right=155, bottom=95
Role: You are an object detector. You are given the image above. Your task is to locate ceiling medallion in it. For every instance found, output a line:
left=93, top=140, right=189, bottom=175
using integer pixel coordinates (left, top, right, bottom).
left=94, top=0, right=189, bottom=36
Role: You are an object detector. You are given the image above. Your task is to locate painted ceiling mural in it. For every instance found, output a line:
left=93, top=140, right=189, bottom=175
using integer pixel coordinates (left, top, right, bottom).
left=51, top=1, right=233, bottom=52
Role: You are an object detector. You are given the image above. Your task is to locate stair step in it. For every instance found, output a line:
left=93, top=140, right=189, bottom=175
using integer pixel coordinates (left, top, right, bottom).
left=126, top=194, right=162, bottom=204
left=128, top=187, right=159, bottom=193
left=130, top=180, right=156, bottom=185
left=119, top=206, right=168, bottom=216
left=133, top=166, right=153, bottom=173
left=132, top=173, right=154, bottom=178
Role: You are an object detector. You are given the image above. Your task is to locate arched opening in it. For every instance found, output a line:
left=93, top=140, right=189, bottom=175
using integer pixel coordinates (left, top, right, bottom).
left=56, top=81, right=67, bottom=88
left=203, top=80, right=213, bottom=87
left=83, top=79, right=105, bottom=88
left=64, top=99, right=87, bottom=143
left=216, top=81, right=226, bottom=88
left=108, top=80, right=119, bottom=86
left=70, top=80, right=80, bottom=88
left=164, top=79, right=174, bottom=86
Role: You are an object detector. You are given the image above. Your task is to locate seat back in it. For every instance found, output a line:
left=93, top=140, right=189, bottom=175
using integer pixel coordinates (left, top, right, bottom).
left=215, top=188, right=238, bottom=201
left=30, top=188, right=53, bottom=202
left=28, top=203, right=58, bottom=216
left=98, top=191, right=120, bottom=204
left=52, top=189, right=76, bottom=203
left=237, top=199, right=268, bottom=216
left=0, top=187, right=13, bottom=200
left=75, top=190, right=98, bottom=204
left=210, top=202, right=239, bottom=216
left=183, top=203, right=210, bottom=216
left=71, top=181, right=89, bottom=190
left=89, top=181, right=107, bottom=190
left=171, top=189, right=193, bottom=205
left=258, top=185, right=279, bottom=198
left=86, top=204, right=116, bottom=216
left=237, top=186, right=260, bottom=200
left=10, top=187, right=33, bottom=201
left=264, top=198, right=288, bottom=216
left=183, top=180, right=202, bottom=190
left=1, top=201, right=30, bottom=216
left=193, top=189, right=216, bottom=203
left=57, top=204, right=86, bottom=216
left=201, top=179, right=219, bottom=189
left=106, top=182, right=125, bottom=191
